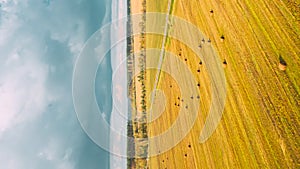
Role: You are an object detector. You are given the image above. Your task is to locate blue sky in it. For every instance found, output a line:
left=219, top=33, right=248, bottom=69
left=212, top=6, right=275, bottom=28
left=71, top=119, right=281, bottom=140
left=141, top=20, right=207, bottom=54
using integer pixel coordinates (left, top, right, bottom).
left=0, top=0, right=111, bottom=168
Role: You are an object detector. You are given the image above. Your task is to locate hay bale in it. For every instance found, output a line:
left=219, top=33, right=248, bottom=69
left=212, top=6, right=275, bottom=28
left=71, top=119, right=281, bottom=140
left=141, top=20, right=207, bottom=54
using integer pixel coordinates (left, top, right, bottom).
left=201, top=38, right=205, bottom=44
left=279, top=55, right=287, bottom=71
left=220, top=35, right=225, bottom=42
left=223, top=59, right=227, bottom=68
left=278, top=63, right=287, bottom=71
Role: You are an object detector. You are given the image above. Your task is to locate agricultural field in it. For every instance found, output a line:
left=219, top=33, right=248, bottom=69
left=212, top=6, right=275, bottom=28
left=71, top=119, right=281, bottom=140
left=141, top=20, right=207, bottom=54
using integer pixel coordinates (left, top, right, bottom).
left=129, top=0, right=299, bottom=168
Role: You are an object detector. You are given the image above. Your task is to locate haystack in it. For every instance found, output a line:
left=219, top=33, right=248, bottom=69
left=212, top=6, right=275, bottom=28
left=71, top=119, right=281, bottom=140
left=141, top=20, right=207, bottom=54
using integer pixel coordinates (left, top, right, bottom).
left=223, top=59, right=227, bottom=68
left=278, top=63, right=287, bottom=71
left=220, top=35, right=225, bottom=42
left=279, top=55, right=287, bottom=71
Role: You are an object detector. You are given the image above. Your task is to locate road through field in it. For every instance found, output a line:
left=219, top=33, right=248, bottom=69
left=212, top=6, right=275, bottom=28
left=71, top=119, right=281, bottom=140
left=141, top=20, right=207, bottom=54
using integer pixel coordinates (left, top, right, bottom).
left=147, top=0, right=172, bottom=163
left=148, top=0, right=172, bottom=132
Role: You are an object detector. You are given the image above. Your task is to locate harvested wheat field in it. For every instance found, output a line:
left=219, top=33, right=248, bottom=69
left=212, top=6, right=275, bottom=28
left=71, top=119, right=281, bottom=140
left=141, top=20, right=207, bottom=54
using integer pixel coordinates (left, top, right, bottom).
left=128, top=0, right=299, bottom=168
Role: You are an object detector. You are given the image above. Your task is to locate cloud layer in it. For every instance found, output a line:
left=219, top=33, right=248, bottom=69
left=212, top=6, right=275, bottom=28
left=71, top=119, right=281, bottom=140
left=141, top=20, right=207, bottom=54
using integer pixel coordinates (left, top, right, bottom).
left=0, top=0, right=111, bottom=168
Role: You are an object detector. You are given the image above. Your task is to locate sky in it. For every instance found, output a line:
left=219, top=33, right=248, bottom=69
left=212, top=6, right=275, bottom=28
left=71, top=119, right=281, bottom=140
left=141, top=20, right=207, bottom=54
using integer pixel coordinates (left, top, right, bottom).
left=0, top=0, right=112, bottom=168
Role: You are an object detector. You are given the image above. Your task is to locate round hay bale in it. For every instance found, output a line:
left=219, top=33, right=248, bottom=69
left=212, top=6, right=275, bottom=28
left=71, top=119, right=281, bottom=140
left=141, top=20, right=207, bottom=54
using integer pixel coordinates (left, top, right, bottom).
left=278, top=55, right=287, bottom=71
left=223, top=59, right=227, bottom=68
left=220, top=35, right=225, bottom=42
left=201, top=38, right=205, bottom=44
left=278, top=63, right=287, bottom=71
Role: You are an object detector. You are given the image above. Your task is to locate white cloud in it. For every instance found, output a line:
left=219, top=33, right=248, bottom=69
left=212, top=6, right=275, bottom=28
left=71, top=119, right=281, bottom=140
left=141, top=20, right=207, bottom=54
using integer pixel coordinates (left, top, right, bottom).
left=0, top=64, right=47, bottom=132
left=0, top=41, right=49, bottom=134
left=0, top=0, right=84, bottom=134
left=38, top=139, right=74, bottom=164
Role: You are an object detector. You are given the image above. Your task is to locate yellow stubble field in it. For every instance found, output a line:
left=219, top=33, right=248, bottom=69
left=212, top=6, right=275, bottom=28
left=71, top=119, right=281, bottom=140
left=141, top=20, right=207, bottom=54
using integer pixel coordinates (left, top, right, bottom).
left=141, top=0, right=300, bottom=168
